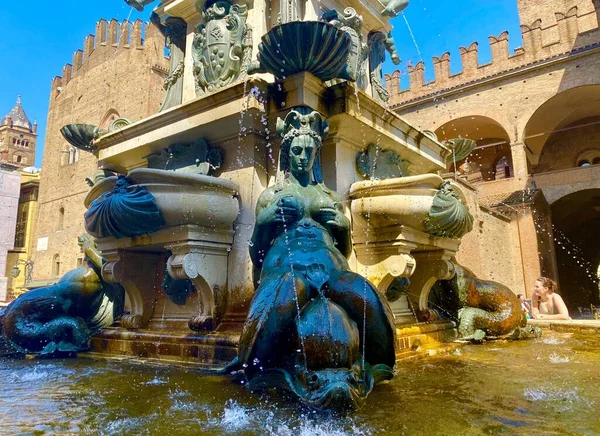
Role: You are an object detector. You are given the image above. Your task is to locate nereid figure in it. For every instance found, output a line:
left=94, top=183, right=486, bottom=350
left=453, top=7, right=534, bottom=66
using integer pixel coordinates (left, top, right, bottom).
left=228, top=107, right=396, bottom=410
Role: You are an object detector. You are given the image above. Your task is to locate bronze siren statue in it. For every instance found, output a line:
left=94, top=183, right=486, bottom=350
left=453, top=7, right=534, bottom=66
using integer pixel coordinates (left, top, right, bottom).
left=225, top=108, right=397, bottom=411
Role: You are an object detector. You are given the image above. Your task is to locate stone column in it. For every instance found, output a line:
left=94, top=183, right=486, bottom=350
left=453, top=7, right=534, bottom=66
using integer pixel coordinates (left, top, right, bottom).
left=510, top=141, right=530, bottom=180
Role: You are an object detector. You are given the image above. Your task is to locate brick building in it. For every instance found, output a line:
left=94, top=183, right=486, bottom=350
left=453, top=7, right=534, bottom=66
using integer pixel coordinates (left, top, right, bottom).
left=387, top=0, right=600, bottom=313
left=31, top=19, right=169, bottom=281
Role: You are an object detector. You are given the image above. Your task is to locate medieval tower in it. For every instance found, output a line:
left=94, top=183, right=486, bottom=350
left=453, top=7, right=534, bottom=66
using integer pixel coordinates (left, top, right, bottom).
left=0, top=96, right=37, bottom=170
left=31, top=19, right=169, bottom=281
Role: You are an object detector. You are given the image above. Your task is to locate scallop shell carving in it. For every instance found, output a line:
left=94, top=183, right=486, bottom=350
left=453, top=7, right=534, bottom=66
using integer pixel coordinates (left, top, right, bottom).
left=249, top=21, right=351, bottom=81
left=424, top=182, right=474, bottom=239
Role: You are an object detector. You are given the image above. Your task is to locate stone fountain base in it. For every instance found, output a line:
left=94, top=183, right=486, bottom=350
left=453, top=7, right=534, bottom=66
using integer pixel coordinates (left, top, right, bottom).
left=88, top=320, right=459, bottom=368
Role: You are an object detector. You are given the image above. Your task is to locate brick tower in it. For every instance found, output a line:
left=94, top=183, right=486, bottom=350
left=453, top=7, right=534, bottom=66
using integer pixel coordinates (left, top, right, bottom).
left=0, top=96, right=37, bottom=170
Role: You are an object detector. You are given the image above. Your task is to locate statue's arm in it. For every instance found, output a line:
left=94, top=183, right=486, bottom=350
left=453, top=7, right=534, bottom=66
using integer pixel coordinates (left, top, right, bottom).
left=385, top=32, right=401, bottom=65
left=250, top=189, right=278, bottom=266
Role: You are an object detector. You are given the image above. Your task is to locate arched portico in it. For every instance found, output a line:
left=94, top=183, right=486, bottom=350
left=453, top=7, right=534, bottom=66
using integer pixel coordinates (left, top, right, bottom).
left=524, top=85, right=600, bottom=168
left=435, top=115, right=512, bottom=182
left=549, top=189, right=600, bottom=313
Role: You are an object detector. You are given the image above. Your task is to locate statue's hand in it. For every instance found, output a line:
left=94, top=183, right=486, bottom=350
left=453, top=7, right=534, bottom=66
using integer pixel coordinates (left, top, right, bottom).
left=275, top=195, right=302, bottom=224
left=258, top=195, right=302, bottom=227
left=315, top=207, right=343, bottom=229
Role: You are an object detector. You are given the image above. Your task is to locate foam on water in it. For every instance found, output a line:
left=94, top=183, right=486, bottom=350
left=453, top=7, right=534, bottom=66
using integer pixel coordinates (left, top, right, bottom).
left=539, top=336, right=566, bottom=345
left=220, top=399, right=252, bottom=431
left=144, top=376, right=169, bottom=385
left=548, top=352, right=570, bottom=363
left=101, top=415, right=157, bottom=436
left=523, top=387, right=593, bottom=412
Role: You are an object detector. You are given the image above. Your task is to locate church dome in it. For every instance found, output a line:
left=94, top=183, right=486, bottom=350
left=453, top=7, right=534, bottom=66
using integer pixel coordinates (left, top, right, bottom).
left=1, top=96, right=33, bottom=131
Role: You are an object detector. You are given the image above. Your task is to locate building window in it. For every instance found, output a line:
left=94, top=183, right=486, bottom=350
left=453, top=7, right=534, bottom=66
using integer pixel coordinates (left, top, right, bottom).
left=575, top=150, right=600, bottom=168
left=14, top=207, right=28, bottom=248
left=57, top=207, right=65, bottom=231
left=15, top=154, right=22, bottom=163
left=52, top=254, right=61, bottom=277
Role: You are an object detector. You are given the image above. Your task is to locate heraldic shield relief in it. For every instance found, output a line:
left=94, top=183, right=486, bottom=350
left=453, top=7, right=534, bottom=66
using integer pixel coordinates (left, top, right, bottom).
left=192, top=0, right=252, bottom=95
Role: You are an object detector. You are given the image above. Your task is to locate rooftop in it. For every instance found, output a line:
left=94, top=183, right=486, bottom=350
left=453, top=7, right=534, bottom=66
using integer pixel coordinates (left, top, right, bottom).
left=1, top=96, right=33, bottom=132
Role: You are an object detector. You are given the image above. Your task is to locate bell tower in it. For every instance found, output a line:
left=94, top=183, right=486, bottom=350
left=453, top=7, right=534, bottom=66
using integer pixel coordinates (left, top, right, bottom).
left=0, top=96, right=37, bottom=170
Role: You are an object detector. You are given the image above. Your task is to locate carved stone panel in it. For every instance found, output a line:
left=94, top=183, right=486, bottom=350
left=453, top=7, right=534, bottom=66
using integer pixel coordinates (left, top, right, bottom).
left=192, top=1, right=252, bottom=96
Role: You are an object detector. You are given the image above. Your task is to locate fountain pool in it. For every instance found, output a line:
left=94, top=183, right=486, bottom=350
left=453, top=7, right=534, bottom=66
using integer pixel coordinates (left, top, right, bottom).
left=2, top=331, right=599, bottom=435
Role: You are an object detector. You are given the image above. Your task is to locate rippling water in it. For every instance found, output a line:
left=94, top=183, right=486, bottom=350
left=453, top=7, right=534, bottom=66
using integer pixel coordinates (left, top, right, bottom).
left=1, top=332, right=599, bottom=435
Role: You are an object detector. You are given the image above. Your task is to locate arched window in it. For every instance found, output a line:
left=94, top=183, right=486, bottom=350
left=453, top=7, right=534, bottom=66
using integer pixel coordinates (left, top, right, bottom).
left=52, top=254, right=61, bottom=277
left=575, top=149, right=600, bottom=168
left=57, top=207, right=65, bottom=231
left=99, top=108, right=121, bottom=130
left=14, top=154, right=22, bottom=163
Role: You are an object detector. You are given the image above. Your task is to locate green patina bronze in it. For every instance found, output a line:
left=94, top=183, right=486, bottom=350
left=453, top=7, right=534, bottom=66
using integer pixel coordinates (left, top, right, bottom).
left=444, top=137, right=477, bottom=163
left=322, top=8, right=368, bottom=84
left=0, top=234, right=124, bottom=355
left=430, top=264, right=538, bottom=342
left=356, top=143, right=411, bottom=180
left=152, top=12, right=187, bottom=112
left=225, top=108, right=396, bottom=411
left=192, top=0, right=252, bottom=96
left=424, top=181, right=474, bottom=239
left=144, top=138, right=223, bottom=175
left=368, top=31, right=401, bottom=103
left=60, top=119, right=132, bottom=154
left=248, top=21, right=351, bottom=81
left=84, top=176, right=165, bottom=239
left=380, top=0, right=410, bottom=17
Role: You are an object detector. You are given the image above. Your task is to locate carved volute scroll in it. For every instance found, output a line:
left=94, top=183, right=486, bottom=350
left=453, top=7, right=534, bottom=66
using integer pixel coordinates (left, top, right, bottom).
left=192, top=0, right=252, bottom=96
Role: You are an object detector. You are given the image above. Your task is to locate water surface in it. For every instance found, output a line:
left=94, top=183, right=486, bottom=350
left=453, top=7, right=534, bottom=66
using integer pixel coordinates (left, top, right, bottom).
left=1, top=332, right=599, bottom=435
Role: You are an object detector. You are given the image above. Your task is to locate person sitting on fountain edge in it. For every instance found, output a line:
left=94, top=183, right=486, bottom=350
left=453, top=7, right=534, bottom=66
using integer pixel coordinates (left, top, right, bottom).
left=517, top=294, right=531, bottom=319
left=531, top=277, right=571, bottom=320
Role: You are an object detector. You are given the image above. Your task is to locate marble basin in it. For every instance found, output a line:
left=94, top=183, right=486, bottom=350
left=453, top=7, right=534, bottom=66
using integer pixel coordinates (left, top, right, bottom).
left=349, top=174, right=444, bottom=232
left=84, top=168, right=240, bottom=232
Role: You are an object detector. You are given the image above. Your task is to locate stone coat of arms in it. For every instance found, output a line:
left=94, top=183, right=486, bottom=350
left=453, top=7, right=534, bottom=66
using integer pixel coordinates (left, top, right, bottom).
left=192, top=0, right=252, bottom=95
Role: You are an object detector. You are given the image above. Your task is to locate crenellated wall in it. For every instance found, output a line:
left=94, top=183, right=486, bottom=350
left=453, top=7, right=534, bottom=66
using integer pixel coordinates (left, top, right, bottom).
left=386, top=1, right=600, bottom=106
left=32, top=19, right=169, bottom=282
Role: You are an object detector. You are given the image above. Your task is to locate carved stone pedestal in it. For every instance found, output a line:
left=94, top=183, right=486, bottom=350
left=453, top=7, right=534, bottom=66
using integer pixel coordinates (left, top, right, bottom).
left=352, top=223, right=461, bottom=324
left=97, top=225, right=235, bottom=332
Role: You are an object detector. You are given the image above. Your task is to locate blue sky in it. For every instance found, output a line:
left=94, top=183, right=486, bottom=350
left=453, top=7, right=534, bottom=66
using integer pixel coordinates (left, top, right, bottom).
left=0, top=0, right=522, bottom=167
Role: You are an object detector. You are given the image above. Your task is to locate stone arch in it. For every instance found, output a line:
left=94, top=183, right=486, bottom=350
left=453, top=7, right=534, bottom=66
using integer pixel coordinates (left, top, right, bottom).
left=52, top=253, right=61, bottom=277
left=99, top=108, right=120, bottom=130
left=435, top=115, right=511, bottom=182
left=523, top=85, right=600, bottom=168
left=549, top=189, right=600, bottom=312
left=57, top=206, right=65, bottom=231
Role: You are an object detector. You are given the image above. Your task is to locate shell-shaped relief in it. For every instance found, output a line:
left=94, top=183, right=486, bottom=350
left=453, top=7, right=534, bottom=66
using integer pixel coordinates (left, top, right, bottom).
left=249, top=21, right=351, bottom=81
left=424, top=182, right=474, bottom=239
left=84, top=176, right=165, bottom=239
